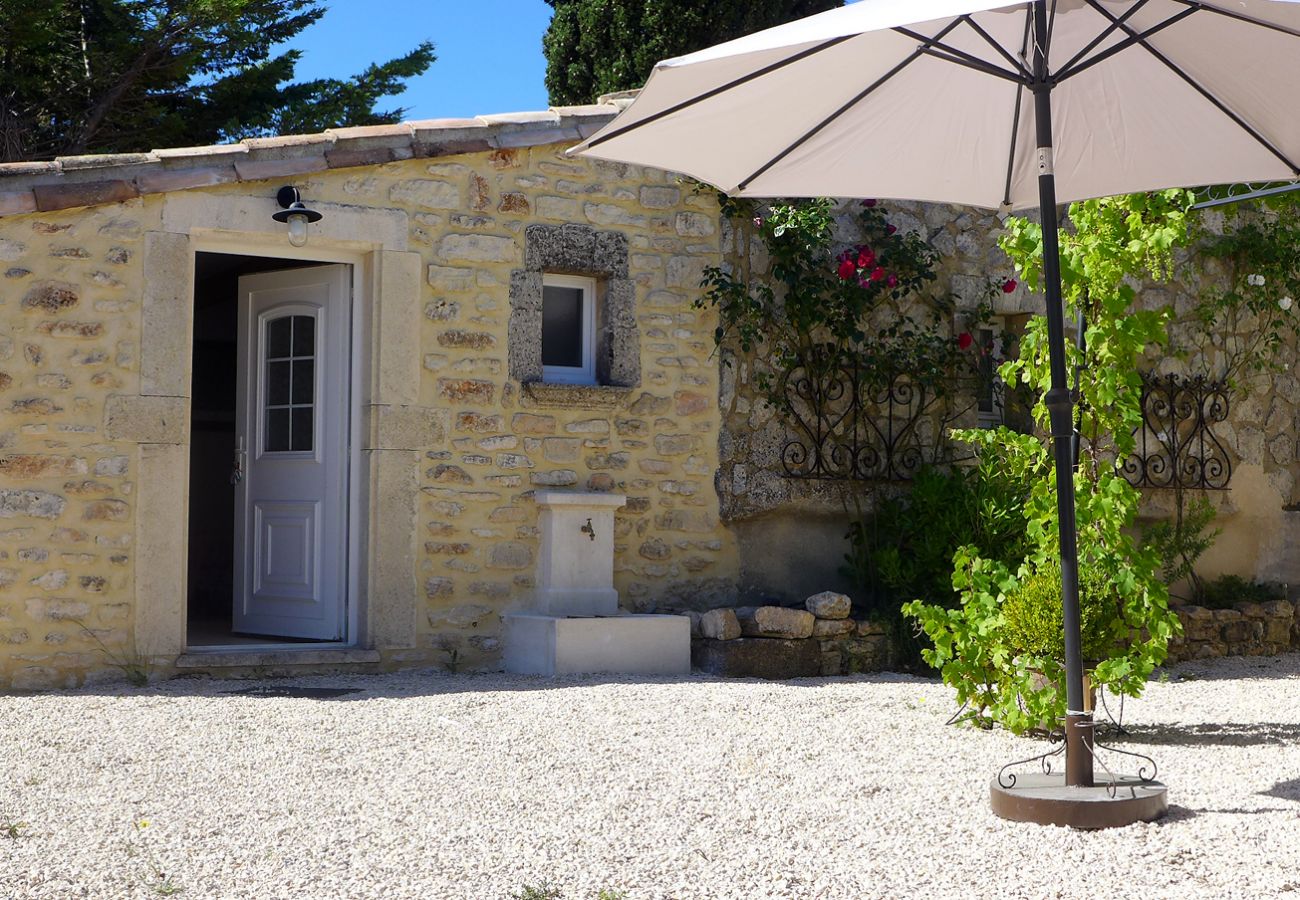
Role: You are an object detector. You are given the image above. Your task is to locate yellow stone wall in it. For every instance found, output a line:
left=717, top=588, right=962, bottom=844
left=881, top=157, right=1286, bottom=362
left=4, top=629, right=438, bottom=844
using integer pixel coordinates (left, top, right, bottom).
left=0, top=201, right=147, bottom=688
left=0, top=142, right=741, bottom=687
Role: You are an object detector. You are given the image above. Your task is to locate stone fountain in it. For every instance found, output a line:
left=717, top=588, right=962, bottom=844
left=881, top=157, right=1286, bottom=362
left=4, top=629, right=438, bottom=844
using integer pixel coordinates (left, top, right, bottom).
left=502, top=490, right=690, bottom=676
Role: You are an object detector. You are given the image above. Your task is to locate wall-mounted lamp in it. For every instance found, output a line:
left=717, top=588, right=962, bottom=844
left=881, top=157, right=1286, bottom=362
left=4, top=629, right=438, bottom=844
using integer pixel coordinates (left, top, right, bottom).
left=272, top=186, right=323, bottom=247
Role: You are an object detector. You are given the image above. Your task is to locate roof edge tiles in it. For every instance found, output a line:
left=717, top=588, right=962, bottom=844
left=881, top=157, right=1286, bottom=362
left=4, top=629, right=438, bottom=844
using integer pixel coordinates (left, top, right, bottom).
left=0, top=102, right=626, bottom=216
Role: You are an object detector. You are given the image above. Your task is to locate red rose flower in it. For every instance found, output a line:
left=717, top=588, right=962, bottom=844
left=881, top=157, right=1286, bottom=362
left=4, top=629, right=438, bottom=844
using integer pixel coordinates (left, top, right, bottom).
left=858, top=249, right=875, bottom=269
left=886, top=274, right=898, bottom=288
left=1002, top=279, right=1018, bottom=293
left=862, top=199, right=878, bottom=208
left=838, top=258, right=857, bottom=280
left=871, top=266, right=886, bottom=282
left=887, top=224, right=897, bottom=235
left=958, top=332, right=974, bottom=350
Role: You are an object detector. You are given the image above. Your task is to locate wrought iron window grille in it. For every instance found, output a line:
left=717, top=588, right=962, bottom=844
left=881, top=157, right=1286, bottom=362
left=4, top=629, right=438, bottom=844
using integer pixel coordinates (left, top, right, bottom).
left=1120, top=371, right=1233, bottom=491
left=778, top=357, right=962, bottom=482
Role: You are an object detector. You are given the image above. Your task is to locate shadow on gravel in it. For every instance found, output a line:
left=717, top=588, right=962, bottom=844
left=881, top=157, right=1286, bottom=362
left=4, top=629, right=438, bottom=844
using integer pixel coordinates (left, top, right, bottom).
left=1110, top=722, right=1300, bottom=747
left=1163, top=803, right=1295, bottom=820
left=1261, top=777, right=1300, bottom=802
left=1162, top=653, right=1300, bottom=682
left=10, top=669, right=940, bottom=702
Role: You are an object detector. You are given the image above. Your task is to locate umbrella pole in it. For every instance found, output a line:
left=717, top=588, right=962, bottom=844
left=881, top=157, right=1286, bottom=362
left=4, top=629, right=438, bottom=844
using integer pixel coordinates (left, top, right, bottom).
left=1031, top=0, right=1093, bottom=789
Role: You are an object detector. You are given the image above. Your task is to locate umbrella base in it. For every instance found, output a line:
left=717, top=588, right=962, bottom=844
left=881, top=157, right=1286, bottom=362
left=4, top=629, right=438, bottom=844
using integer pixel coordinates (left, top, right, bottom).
left=990, top=773, right=1167, bottom=829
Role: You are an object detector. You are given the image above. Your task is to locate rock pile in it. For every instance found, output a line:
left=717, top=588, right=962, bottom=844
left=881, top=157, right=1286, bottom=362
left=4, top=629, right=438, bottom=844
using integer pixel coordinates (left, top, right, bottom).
left=691, top=592, right=892, bottom=679
left=1166, top=597, right=1300, bottom=662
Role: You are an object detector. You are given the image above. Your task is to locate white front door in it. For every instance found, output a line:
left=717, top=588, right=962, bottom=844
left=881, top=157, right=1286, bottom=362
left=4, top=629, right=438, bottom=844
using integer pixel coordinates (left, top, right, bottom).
left=233, top=265, right=350, bottom=640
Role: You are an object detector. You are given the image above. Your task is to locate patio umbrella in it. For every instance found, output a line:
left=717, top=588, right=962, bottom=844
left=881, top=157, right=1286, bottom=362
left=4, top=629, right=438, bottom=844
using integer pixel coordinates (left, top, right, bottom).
left=573, top=0, right=1300, bottom=824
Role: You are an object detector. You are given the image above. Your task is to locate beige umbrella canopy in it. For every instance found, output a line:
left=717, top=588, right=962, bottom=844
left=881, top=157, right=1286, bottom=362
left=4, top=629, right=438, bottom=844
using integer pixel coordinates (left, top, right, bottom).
left=574, top=0, right=1300, bottom=211
left=575, top=0, right=1300, bottom=826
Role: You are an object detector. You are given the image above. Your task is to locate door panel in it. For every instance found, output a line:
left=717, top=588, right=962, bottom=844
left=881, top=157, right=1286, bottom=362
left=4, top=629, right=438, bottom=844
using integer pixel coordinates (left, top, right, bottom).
left=233, top=265, right=350, bottom=640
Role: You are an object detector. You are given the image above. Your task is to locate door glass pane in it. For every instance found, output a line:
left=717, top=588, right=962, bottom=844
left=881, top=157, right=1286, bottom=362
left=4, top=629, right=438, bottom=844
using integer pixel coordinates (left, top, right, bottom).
left=290, top=408, right=314, bottom=452
left=291, top=359, right=314, bottom=404
left=267, top=317, right=292, bottom=358
left=266, top=407, right=291, bottom=452
left=263, top=313, right=316, bottom=453
left=267, top=360, right=291, bottom=406
left=293, top=316, right=315, bottom=356
left=542, top=285, right=585, bottom=368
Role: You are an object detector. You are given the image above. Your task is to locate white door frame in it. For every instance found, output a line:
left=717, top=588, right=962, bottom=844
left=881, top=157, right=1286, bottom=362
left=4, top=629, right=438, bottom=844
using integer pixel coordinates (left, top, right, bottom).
left=187, top=235, right=368, bottom=649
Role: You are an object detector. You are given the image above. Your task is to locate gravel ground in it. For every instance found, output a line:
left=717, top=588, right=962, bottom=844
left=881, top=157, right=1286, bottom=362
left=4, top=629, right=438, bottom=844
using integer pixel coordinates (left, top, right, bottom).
left=1, top=654, right=1298, bottom=900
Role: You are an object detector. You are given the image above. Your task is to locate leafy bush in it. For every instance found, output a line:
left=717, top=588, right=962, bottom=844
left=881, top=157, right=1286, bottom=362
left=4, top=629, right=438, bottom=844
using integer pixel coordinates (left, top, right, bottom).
left=1197, top=574, right=1284, bottom=610
left=842, top=453, right=1037, bottom=668
left=1142, top=495, right=1220, bottom=603
left=1002, top=564, right=1120, bottom=663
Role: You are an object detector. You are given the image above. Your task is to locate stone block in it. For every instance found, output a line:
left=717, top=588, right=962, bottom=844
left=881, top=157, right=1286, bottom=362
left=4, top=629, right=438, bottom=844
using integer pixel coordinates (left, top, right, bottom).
left=806, top=590, right=851, bottom=619
left=700, top=608, right=741, bottom=641
left=692, top=637, right=821, bottom=679
left=504, top=613, right=690, bottom=676
left=812, top=618, right=855, bottom=638
left=736, top=605, right=815, bottom=639
left=141, top=231, right=194, bottom=397
left=104, top=395, right=188, bottom=444
left=855, top=619, right=888, bottom=636
left=1223, top=619, right=1263, bottom=644
left=1179, top=606, right=1217, bottom=642
left=844, top=635, right=890, bottom=673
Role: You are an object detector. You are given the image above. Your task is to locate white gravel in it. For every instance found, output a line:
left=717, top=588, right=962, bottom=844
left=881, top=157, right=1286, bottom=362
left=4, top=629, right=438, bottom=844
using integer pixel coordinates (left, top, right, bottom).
left=1, top=654, right=1298, bottom=900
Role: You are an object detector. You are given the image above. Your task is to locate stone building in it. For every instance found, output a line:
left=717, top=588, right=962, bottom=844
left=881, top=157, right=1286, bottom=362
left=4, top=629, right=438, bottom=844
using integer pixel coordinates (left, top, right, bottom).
left=0, top=99, right=1295, bottom=689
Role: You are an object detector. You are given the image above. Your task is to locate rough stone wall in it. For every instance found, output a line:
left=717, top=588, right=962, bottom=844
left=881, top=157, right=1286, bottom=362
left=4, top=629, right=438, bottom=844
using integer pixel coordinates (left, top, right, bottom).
left=0, top=201, right=148, bottom=689
left=0, top=142, right=741, bottom=686
left=1166, top=598, right=1300, bottom=662
left=716, top=199, right=1300, bottom=604
left=716, top=200, right=1035, bottom=601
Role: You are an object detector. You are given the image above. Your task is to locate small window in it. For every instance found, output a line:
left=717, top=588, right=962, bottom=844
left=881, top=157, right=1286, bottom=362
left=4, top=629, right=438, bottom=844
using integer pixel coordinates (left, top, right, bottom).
left=977, top=324, right=1005, bottom=428
left=541, top=274, right=597, bottom=385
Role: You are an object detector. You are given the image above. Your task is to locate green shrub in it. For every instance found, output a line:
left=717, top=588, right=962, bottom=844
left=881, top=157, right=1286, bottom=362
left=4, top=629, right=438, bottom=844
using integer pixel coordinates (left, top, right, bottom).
left=1197, top=574, right=1283, bottom=610
left=1002, top=564, right=1120, bottom=663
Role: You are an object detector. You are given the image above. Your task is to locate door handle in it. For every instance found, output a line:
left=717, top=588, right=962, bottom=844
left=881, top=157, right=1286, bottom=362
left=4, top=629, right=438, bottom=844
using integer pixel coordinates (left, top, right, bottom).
left=231, top=437, right=245, bottom=485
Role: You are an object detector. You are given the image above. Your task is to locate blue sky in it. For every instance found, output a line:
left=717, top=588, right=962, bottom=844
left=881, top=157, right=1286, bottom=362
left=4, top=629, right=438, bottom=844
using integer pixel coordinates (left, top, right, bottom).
left=285, top=0, right=556, bottom=120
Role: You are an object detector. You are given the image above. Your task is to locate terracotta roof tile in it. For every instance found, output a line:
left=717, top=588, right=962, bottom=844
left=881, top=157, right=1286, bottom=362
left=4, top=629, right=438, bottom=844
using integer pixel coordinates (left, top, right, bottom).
left=32, top=179, right=139, bottom=213
left=0, top=191, right=37, bottom=215
left=57, top=152, right=157, bottom=170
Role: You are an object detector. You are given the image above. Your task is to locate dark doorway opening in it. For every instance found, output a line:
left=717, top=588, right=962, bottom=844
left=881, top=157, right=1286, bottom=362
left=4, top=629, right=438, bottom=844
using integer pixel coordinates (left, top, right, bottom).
left=186, top=252, right=329, bottom=648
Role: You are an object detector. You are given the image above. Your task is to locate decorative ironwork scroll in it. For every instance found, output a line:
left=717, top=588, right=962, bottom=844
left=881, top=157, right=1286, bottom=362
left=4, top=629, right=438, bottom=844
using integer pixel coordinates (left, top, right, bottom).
left=1120, top=372, right=1232, bottom=491
left=778, top=358, right=941, bottom=482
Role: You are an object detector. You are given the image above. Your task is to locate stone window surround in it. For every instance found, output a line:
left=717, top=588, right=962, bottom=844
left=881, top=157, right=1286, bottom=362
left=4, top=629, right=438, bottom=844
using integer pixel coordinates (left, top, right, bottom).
left=509, top=223, right=640, bottom=400
left=113, top=191, right=431, bottom=663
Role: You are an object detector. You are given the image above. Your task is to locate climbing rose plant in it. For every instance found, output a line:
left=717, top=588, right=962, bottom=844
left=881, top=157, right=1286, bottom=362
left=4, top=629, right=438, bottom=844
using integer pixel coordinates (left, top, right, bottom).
left=698, top=195, right=995, bottom=435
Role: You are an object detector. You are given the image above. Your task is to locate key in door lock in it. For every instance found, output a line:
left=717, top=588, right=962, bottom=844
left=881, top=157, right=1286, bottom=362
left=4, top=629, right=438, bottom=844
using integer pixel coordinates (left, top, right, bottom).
left=230, top=440, right=245, bottom=485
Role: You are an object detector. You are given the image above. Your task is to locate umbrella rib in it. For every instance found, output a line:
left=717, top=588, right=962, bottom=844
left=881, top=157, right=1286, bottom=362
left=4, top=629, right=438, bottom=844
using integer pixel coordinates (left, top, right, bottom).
left=1055, top=5, right=1198, bottom=83
left=1001, top=7, right=1034, bottom=209
left=894, top=27, right=1028, bottom=83
left=583, top=35, right=858, bottom=150
left=1054, top=0, right=1153, bottom=79
left=735, top=19, right=967, bottom=193
left=1168, top=0, right=1300, bottom=40
left=960, top=14, right=1032, bottom=78
left=1086, top=0, right=1300, bottom=176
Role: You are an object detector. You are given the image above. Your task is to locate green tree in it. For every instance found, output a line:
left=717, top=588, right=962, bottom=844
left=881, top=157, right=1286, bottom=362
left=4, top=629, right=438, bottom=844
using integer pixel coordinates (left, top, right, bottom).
left=542, top=0, right=842, bottom=106
left=0, top=0, right=434, bottom=162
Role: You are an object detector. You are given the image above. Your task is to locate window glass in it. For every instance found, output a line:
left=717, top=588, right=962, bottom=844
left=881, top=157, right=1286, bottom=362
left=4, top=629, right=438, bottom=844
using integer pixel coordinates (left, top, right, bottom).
left=542, top=285, right=585, bottom=368
left=978, top=327, right=996, bottom=414
left=264, top=314, right=315, bottom=452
